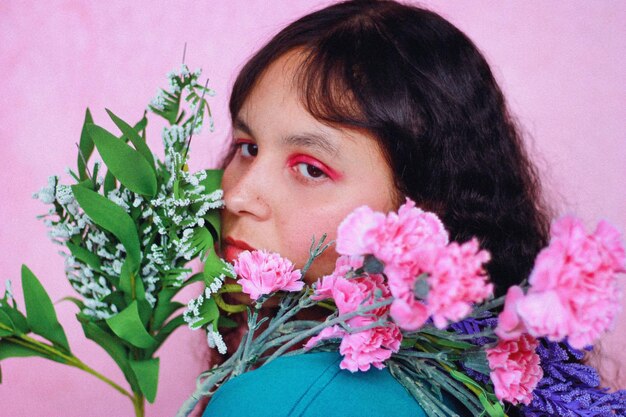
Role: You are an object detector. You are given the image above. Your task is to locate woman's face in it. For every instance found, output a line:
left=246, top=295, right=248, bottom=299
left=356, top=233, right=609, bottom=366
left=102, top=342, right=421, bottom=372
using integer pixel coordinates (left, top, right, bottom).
left=222, top=52, right=397, bottom=281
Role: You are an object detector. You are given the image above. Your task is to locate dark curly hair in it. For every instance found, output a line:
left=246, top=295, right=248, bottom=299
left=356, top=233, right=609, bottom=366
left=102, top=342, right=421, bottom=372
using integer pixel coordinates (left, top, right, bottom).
left=229, top=0, right=551, bottom=297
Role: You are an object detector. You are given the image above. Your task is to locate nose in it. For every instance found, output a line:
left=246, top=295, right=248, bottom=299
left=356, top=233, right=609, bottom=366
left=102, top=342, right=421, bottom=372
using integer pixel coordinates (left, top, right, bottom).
left=222, top=162, right=272, bottom=221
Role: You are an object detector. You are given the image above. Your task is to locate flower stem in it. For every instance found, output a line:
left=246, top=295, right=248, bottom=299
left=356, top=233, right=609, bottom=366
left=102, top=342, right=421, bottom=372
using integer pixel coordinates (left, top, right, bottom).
left=132, top=393, right=145, bottom=417
left=4, top=334, right=133, bottom=401
left=213, top=293, right=247, bottom=313
left=176, top=337, right=247, bottom=417
left=263, top=298, right=393, bottom=365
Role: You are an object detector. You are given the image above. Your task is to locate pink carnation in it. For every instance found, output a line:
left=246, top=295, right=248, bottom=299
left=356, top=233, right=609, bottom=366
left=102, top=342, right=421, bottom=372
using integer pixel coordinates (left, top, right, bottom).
left=336, top=199, right=448, bottom=267
left=336, top=206, right=385, bottom=256
left=423, top=239, right=493, bottom=328
left=313, top=255, right=390, bottom=316
left=233, top=250, right=303, bottom=301
left=388, top=239, right=492, bottom=330
left=338, top=318, right=402, bottom=372
left=305, top=317, right=402, bottom=372
left=487, top=334, right=543, bottom=406
left=312, top=255, right=364, bottom=302
left=307, top=254, right=401, bottom=372
left=494, top=286, right=528, bottom=340
left=389, top=296, right=428, bottom=331
left=514, top=216, right=625, bottom=349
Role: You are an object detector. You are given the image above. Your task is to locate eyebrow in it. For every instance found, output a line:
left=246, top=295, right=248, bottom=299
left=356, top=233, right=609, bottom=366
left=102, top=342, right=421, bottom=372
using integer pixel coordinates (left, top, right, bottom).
left=233, top=117, right=340, bottom=157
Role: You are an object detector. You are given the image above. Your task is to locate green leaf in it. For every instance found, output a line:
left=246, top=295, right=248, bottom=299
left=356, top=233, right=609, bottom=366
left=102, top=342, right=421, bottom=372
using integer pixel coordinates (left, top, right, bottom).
left=146, top=315, right=185, bottom=357
left=106, top=301, right=155, bottom=349
left=66, top=242, right=102, bottom=272
left=57, top=296, right=85, bottom=311
left=204, top=249, right=234, bottom=279
left=80, top=320, right=140, bottom=394
left=218, top=316, right=238, bottom=329
left=21, top=265, right=70, bottom=351
left=87, top=123, right=157, bottom=196
left=0, top=310, right=15, bottom=337
left=191, top=227, right=214, bottom=261
left=450, top=370, right=505, bottom=417
left=78, top=108, right=94, bottom=181
left=71, top=185, right=141, bottom=271
left=431, top=337, right=475, bottom=350
left=103, top=169, right=116, bottom=194
left=119, top=260, right=145, bottom=302
left=134, top=113, right=148, bottom=133
left=478, top=392, right=506, bottom=417
left=188, top=297, right=219, bottom=331
left=153, top=300, right=184, bottom=331
left=199, top=169, right=223, bottom=195
left=204, top=209, right=221, bottom=242
left=150, top=89, right=181, bottom=124
left=129, top=358, right=160, bottom=403
left=151, top=272, right=203, bottom=329
left=106, top=109, right=156, bottom=173
left=0, top=340, right=67, bottom=364
left=0, top=306, right=28, bottom=334
left=400, top=337, right=417, bottom=349
left=136, top=299, right=152, bottom=327
left=91, top=161, right=101, bottom=188
left=462, top=350, right=490, bottom=376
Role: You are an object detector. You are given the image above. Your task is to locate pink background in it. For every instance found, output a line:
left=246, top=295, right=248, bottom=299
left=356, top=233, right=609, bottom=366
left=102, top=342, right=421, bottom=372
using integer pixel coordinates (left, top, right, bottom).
left=1, top=1, right=624, bottom=415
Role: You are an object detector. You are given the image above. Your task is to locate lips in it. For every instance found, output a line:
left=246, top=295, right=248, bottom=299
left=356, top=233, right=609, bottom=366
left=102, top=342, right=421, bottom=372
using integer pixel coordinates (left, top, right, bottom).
left=222, top=237, right=256, bottom=264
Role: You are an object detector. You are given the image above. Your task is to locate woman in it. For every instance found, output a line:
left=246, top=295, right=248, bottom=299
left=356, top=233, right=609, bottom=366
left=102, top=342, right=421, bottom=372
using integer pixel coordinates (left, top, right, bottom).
left=209, top=0, right=549, bottom=415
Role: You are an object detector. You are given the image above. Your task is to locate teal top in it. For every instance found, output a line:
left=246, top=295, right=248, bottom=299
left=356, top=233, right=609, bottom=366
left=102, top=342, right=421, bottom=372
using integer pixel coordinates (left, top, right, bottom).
left=202, top=351, right=426, bottom=417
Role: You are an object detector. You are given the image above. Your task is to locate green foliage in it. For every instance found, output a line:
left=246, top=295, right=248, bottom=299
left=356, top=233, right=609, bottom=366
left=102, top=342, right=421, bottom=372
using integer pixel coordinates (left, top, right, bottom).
left=22, top=265, right=70, bottom=351
left=80, top=318, right=141, bottom=393
left=187, top=298, right=219, bottom=331
left=77, top=108, right=95, bottom=181
left=66, top=241, right=102, bottom=272
left=0, top=310, right=15, bottom=337
left=0, top=341, right=67, bottom=364
left=2, top=64, right=221, bottom=416
left=106, top=301, right=156, bottom=349
left=72, top=185, right=141, bottom=269
left=106, top=108, right=156, bottom=174
left=87, top=124, right=158, bottom=197
left=130, top=358, right=160, bottom=403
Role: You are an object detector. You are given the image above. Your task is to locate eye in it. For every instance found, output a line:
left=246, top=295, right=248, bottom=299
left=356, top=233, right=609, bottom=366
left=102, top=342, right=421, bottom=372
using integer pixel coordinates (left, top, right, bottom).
left=296, top=162, right=327, bottom=179
left=237, top=142, right=258, bottom=157
left=287, top=154, right=339, bottom=182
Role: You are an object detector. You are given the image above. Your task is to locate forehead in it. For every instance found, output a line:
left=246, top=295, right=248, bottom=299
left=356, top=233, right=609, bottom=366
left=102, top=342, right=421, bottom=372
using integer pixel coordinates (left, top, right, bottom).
left=242, top=51, right=305, bottom=110
left=236, top=52, right=341, bottom=144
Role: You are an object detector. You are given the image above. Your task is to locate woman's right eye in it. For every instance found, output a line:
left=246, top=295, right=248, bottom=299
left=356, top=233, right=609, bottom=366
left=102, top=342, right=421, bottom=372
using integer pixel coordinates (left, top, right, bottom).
left=236, top=141, right=258, bottom=157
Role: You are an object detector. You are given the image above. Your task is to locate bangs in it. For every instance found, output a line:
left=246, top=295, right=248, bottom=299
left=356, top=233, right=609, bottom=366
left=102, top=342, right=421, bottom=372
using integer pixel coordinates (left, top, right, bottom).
left=294, top=46, right=369, bottom=130
left=229, top=6, right=403, bottom=134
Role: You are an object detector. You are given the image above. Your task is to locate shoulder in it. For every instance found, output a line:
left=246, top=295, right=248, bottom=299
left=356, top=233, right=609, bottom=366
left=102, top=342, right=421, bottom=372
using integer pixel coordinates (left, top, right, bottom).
left=203, top=351, right=426, bottom=417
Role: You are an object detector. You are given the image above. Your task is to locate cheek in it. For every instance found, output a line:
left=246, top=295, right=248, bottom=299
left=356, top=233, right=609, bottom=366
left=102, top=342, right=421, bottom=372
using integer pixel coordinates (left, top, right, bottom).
left=276, top=208, right=346, bottom=282
left=221, top=160, right=238, bottom=193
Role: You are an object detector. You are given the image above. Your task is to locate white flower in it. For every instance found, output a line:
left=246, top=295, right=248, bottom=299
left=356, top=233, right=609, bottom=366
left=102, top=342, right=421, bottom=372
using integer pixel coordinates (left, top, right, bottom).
left=33, top=176, right=57, bottom=204
left=111, top=259, right=123, bottom=275
left=145, top=292, right=156, bottom=307
left=206, top=328, right=227, bottom=354
left=150, top=90, right=166, bottom=111
left=56, top=184, right=74, bottom=205
left=4, top=279, right=13, bottom=302
left=107, top=189, right=130, bottom=212
left=205, top=274, right=225, bottom=298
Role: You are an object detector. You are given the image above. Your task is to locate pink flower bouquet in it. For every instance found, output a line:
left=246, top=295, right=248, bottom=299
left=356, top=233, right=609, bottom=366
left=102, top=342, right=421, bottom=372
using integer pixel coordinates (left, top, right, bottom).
left=179, top=199, right=625, bottom=417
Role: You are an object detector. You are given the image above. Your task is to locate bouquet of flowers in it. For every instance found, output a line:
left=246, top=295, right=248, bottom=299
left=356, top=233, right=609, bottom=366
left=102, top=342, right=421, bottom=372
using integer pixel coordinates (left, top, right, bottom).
left=0, top=65, right=229, bottom=416
left=177, top=200, right=626, bottom=417
left=1, top=63, right=625, bottom=417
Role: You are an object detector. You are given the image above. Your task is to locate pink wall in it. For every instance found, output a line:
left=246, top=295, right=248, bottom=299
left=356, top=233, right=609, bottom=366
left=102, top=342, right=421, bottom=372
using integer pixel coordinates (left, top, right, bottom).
left=1, top=1, right=624, bottom=415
